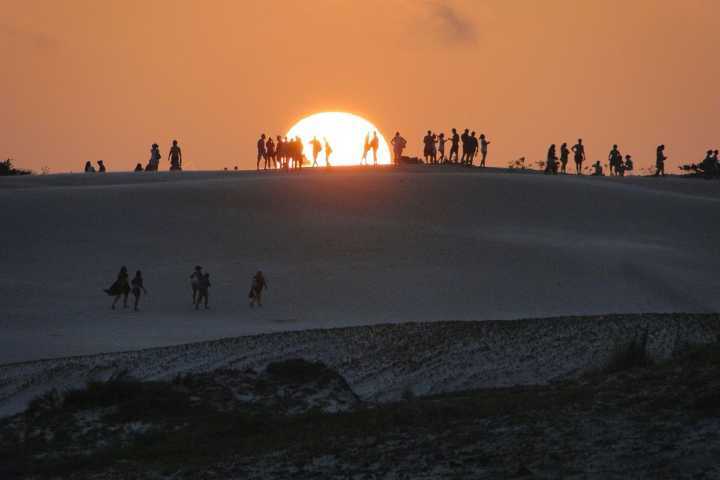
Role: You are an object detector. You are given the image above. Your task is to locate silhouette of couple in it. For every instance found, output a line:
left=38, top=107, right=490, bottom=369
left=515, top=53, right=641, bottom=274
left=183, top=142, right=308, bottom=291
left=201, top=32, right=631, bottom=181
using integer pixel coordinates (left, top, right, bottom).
left=361, top=131, right=380, bottom=165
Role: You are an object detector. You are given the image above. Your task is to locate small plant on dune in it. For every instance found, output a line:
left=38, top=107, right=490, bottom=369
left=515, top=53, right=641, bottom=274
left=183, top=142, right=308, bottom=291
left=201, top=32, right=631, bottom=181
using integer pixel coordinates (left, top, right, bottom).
left=0, top=158, right=31, bottom=176
left=604, top=329, right=652, bottom=374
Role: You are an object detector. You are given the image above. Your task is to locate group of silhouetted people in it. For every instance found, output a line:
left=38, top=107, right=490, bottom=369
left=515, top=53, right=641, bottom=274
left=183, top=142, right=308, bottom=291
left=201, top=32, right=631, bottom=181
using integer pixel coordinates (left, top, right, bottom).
left=142, top=140, right=182, bottom=172
left=104, top=265, right=268, bottom=311
left=420, top=128, right=490, bottom=167
left=84, top=160, right=106, bottom=173
left=256, top=134, right=332, bottom=171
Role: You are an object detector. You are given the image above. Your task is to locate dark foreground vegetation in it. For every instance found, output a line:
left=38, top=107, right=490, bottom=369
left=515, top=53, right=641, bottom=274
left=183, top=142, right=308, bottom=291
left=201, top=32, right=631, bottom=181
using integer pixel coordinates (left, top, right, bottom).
left=0, top=159, right=31, bottom=176
left=2, top=341, right=720, bottom=479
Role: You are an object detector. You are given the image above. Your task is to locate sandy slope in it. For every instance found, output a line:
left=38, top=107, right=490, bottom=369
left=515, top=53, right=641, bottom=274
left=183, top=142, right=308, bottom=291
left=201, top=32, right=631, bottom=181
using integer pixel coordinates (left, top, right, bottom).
left=1, top=167, right=720, bottom=364
left=0, top=313, right=718, bottom=419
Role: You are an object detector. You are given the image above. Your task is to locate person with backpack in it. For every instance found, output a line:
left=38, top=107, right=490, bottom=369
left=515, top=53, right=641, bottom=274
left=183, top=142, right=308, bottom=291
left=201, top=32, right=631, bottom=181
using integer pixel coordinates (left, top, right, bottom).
left=131, top=270, right=147, bottom=311
left=105, top=266, right=130, bottom=310
left=249, top=270, right=268, bottom=308
left=195, top=272, right=211, bottom=310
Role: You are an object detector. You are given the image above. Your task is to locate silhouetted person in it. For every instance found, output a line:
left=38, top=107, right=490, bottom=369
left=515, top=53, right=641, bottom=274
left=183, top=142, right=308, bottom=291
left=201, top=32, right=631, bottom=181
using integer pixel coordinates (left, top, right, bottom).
left=423, top=130, right=434, bottom=164
left=169, top=140, right=182, bottom=171
left=437, top=133, right=446, bottom=163
left=294, top=136, right=304, bottom=170
left=131, top=270, right=147, bottom=311
left=479, top=134, right=490, bottom=167
left=559, top=143, right=570, bottom=174
left=460, top=129, right=470, bottom=164
left=195, top=273, right=211, bottom=310
left=655, top=145, right=666, bottom=177
left=97, top=160, right=106, bottom=173
left=391, top=132, right=406, bottom=165
left=146, top=143, right=161, bottom=171
left=467, top=131, right=478, bottom=166
left=592, top=160, right=603, bottom=176
left=84, top=161, right=95, bottom=173
left=545, top=144, right=558, bottom=174
left=134, top=163, right=143, bottom=172
left=361, top=132, right=371, bottom=165
left=571, top=139, right=585, bottom=175
left=324, top=137, right=333, bottom=167
left=449, top=128, right=460, bottom=163
left=608, top=145, right=621, bottom=176
left=266, top=136, right=276, bottom=169
left=276, top=136, right=285, bottom=170
left=256, top=134, right=267, bottom=170
left=105, top=266, right=130, bottom=310
left=370, top=131, right=379, bottom=165
left=190, top=265, right=203, bottom=304
left=311, top=136, right=322, bottom=167
left=249, top=270, right=268, bottom=308
left=713, top=150, right=720, bottom=178
left=624, top=155, right=634, bottom=173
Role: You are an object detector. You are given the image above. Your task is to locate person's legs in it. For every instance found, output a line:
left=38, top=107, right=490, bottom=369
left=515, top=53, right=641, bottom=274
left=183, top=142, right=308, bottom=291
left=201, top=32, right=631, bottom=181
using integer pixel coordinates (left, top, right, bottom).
left=257, top=290, right=263, bottom=307
left=192, top=286, right=198, bottom=304
left=133, top=292, right=140, bottom=311
left=481, top=151, right=487, bottom=167
left=204, top=290, right=209, bottom=309
left=257, top=154, right=261, bottom=171
left=123, top=292, right=129, bottom=308
left=112, top=295, right=120, bottom=310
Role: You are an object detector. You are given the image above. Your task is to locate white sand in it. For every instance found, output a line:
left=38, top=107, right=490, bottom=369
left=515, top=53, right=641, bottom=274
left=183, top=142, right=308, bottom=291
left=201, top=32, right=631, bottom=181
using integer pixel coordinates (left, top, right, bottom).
left=1, top=167, right=719, bottom=365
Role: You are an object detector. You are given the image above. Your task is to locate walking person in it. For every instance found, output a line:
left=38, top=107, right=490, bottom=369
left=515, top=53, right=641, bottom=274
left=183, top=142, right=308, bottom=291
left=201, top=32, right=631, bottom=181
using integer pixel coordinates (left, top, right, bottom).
left=460, top=129, right=470, bottom=164
left=608, top=145, right=621, bottom=176
left=655, top=144, right=666, bottom=177
left=572, top=138, right=585, bottom=175
left=437, top=133, right=446, bottom=163
left=249, top=270, right=268, bottom=308
left=448, top=128, right=460, bottom=163
left=266, top=136, right=276, bottom=169
left=423, top=130, right=434, bottom=164
left=105, top=266, right=130, bottom=310
left=190, top=265, right=203, bottom=304
left=361, top=133, right=371, bottom=165
left=311, top=136, right=322, bottom=167
left=169, top=140, right=182, bottom=171
left=559, top=142, right=570, bottom=174
left=195, top=272, right=211, bottom=310
left=131, top=270, right=147, bottom=311
left=479, top=134, right=491, bottom=167
left=467, top=131, right=479, bottom=166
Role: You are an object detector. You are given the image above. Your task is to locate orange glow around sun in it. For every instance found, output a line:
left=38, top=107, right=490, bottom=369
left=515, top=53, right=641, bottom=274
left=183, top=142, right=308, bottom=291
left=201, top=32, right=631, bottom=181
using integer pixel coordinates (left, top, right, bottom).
left=286, top=112, right=392, bottom=166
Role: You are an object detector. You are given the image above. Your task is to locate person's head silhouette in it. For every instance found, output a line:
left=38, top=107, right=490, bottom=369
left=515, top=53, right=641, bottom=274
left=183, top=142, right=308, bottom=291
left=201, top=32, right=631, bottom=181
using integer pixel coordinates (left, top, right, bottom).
left=172, top=140, right=178, bottom=146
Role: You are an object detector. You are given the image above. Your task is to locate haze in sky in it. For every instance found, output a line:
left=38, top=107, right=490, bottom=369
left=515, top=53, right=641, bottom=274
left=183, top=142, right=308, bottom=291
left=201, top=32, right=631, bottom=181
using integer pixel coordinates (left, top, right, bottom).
left=2, top=0, right=719, bottom=173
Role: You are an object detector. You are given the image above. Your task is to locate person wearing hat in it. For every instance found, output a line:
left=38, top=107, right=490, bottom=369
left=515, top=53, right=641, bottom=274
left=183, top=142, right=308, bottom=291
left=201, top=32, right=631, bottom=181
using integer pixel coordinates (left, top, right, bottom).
left=190, top=265, right=203, bottom=304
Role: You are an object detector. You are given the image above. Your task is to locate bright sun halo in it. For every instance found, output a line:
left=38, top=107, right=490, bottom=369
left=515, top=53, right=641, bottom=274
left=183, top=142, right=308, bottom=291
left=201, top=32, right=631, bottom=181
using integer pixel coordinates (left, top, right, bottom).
left=286, top=112, right=391, bottom=167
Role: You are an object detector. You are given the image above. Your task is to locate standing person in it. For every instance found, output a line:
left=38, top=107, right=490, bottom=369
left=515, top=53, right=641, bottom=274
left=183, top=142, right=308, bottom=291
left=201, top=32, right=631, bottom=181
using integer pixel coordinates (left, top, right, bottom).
left=460, top=129, right=470, bottom=164
left=310, top=136, right=322, bottom=167
left=257, top=134, right=267, bottom=170
left=559, top=142, right=570, bottom=174
left=169, top=140, right=182, bottom=171
left=572, top=138, right=585, bottom=175
left=249, top=270, right=268, bottom=308
left=467, top=131, right=479, bottom=166
left=545, top=144, right=558, bottom=174
left=97, top=160, right=106, bottom=172
left=195, top=272, right=211, bottom=310
left=437, top=133, right=447, bottom=163
left=361, top=133, right=371, bottom=165
left=295, top=136, right=305, bottom=170
left=131, top=270, right=147, bottom=311
left=423, top=130, right=434, bottom=164
left=324, top=137, right=333, bottom=167
left=624, top=155, right=634, bottom=173
left=190, top=265, right=203, bottom=304
left=479, top=134, right=491, bottom=167
left=266, top=136, right=276, bottom=169
left=608, top=145, right=620, bottom=176
left=276, top=136, right=285, bottom=170
left=391, top=132, right=406, bottom=165
left=84, top=161, right=95, bottom=173
left=146, top=143, right=161, bottom=171
left=370, top=131, right=379, bottom=166
left=449, top=128, right=460, bottom=163
left=105, top=266, right=130, bottom=310
left=655, top=144, right=666, bottom=177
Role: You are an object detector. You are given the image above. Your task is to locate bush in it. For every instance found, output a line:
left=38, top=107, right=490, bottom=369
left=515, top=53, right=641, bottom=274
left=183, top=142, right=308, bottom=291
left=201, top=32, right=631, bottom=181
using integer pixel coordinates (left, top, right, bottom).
left=0, top=159, right=31, bottom=176
left=604, top=329, right=652, bottom=373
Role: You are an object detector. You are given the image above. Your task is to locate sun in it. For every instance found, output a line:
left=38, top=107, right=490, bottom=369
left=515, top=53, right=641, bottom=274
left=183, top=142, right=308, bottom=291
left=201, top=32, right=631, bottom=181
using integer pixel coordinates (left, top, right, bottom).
left=286, top=112, right=392, bottom=167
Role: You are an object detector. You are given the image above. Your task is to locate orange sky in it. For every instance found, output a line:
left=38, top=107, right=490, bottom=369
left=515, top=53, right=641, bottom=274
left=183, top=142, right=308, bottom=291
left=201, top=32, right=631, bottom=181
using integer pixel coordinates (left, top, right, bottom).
left=2, top=0, right=719, bottom=173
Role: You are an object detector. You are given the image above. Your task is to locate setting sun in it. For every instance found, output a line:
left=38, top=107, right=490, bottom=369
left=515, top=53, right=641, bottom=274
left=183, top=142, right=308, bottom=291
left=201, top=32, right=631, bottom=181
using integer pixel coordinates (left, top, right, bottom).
left=286, top=112, right=392, bottom=167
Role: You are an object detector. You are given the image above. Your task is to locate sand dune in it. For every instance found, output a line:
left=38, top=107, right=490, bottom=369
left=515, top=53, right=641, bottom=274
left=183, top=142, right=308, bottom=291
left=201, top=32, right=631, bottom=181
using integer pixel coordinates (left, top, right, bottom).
left=1, top=167, right=720, bottom=365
